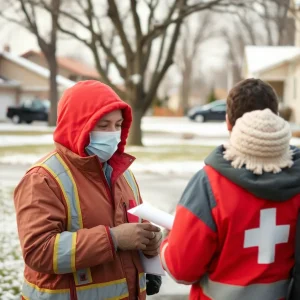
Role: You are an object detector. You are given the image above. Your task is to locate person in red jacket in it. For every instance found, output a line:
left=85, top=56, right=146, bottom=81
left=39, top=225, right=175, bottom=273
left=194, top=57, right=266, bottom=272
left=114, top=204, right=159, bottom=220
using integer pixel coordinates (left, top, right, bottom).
left=14, top=81, right=162, bottom=300
left=160, top=78, right=300, bottom=300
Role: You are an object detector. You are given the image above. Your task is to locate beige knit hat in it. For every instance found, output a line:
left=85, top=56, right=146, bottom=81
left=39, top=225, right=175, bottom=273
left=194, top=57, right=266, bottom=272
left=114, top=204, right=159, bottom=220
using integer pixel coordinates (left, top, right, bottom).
left=224, top=108, right=293, bottom=175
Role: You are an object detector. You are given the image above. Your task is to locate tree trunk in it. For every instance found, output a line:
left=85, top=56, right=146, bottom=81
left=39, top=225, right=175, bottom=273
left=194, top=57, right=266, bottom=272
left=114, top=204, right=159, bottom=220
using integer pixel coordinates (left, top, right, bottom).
left=127, top=107, right=143, bottom=146
left=180, top=63, right=192, bottom=114
left=180, top=72, right=191, bottom=114
left=47, top=56, right=58, bottom=126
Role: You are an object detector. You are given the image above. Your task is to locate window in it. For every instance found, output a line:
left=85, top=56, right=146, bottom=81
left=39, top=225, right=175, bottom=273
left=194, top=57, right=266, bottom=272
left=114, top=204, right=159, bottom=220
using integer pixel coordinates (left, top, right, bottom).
left=211, top=104, right=226, bottom=112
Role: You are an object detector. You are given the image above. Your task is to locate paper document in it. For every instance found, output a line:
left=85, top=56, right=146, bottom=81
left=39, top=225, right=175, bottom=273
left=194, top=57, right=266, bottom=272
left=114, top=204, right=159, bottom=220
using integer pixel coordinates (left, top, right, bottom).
left=128, top=203, right=175, bottom=275
left=140, top=252, right=166, bottom=276
left=128, top=203, right=174, bottom=230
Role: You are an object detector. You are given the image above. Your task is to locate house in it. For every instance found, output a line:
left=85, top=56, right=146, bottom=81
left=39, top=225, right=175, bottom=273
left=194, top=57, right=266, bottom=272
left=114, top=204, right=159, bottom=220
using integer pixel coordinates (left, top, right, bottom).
left=242, top=0, right=300, bottom=123
left=0, top=49, right=75, bottom=121
left=21, top=50, right=100, bottom=82
left=243, top=46, right=300, bottom=123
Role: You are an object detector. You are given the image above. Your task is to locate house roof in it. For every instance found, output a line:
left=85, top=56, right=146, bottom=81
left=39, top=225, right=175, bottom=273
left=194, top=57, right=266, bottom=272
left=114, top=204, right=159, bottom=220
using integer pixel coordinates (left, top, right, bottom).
left=245, top=46, right=300, bottom=75
left=22, top=50, right=100, bottom=79
left=0, top=51, right=75, bottom=88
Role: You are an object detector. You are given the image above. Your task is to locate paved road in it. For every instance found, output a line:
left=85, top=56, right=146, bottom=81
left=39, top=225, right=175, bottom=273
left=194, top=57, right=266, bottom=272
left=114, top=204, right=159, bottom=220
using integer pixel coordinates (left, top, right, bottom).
left=0, top=163, right=191, bottom=299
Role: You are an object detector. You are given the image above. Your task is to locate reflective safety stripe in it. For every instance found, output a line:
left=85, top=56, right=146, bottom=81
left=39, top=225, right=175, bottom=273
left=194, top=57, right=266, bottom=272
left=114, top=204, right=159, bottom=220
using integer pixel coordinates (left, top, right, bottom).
left=53, top=232, right=77, bottom=274
left=139, top=273, right=146, bottom=292
left=22, top=279, right=70, bottom=300
left=37, top=153, right=92, bottom=285
left=200, top=275, right=290, bottom=300
left=76, top=278, right=129, bottom=300
left=123, top=170, right=140, bottom=205
left=42, top=153, right=82, bottom=232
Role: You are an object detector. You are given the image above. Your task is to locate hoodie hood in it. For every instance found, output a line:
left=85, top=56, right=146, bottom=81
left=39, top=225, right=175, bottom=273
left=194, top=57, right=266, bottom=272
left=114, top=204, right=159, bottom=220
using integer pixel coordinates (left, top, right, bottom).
left=205, top=145, right=300, bottom=201
left=54, top=81, right=132, bottom=157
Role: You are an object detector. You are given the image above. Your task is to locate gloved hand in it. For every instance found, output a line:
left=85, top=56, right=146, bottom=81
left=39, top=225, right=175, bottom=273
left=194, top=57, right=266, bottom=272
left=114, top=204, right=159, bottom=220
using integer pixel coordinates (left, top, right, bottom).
left=142, top=230, right=163, bottom=256
left=110, top=223, right=160, bottom=251
left=146, top=274, right=162, bottom=295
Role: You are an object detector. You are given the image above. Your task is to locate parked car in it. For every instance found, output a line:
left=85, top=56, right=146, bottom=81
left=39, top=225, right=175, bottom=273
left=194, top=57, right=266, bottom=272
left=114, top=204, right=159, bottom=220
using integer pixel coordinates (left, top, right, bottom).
left=6, top=99, right=50, bottom=124
left=187, top=99, right=226, bottom=122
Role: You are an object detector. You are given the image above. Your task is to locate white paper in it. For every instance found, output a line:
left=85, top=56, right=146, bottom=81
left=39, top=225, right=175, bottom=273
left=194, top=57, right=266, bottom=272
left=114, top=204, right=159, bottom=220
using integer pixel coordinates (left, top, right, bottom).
left=139, top=252, right=166, bottom=276
left=128, top=203, right=174, bottom=230
left=128, top=204, right=174, bottom=276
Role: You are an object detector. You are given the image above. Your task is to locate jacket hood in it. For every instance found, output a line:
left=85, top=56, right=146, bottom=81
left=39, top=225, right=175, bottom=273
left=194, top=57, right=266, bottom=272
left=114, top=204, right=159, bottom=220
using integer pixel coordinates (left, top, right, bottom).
left=54, top=81, right=132, bottom=157
left=205, top=145, right=300, bottom=201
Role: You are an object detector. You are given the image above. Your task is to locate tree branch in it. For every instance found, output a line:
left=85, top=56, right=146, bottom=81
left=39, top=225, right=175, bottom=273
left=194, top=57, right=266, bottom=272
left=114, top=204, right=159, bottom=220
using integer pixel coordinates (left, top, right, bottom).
left=130, top=0, right=143, bottom=42
left=89, top=41, right=126, bottom=98
left=39, top=0, right=90, bottom=29
left=142, top=0, right=240, bottom=44
left=146, top=0, right=159, bottom=32
left=57, top=23, right=90, bottom=46
left=107, top=0, right=134, bottom=61
left=153, top=26, right=168, bottom=72
left=142, top=0, right=178, bottom=45
left=50, top=0, right=60, bottom=50
left=143, top=2, right=184, bottom=113
left=85, top=0, right=127, bottom=78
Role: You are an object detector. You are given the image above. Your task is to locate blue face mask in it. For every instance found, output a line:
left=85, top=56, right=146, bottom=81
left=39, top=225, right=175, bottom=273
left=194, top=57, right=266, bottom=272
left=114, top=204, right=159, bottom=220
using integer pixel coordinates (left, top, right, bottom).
left=85, top=131, right=121, bottom=162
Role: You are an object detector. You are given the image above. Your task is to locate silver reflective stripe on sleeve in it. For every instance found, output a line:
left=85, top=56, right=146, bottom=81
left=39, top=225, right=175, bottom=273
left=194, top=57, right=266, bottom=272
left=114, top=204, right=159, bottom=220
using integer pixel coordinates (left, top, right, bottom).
left=139, top=273, right=146, bottom=292
left=76, top=279, right=129, bottom=300
left=123, top=169, right=140, bottom=205
left=43, top=154, right=81, bottom=232
left=200, top=275, right=290, bottom=300
left=22, top=280, right=70, bottom=300
left=42, top=153, right=92, bottom=285
left=54, top=232, right=76, bottom=274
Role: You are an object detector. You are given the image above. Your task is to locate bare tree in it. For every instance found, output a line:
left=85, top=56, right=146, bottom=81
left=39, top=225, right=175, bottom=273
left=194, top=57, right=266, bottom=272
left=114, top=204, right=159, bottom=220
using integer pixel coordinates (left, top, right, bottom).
left=175, top=12, right=216, bottom=113
left=222, top=0, right=293, bottom=88
left=0, top=0, right=61, bottom=126
left=37, top=0, right=244, bottom=145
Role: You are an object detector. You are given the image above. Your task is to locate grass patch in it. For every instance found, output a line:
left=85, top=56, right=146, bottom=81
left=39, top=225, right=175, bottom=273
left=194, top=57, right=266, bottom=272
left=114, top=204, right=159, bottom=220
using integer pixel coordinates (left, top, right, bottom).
left=128, top=145, right=214, bottom=161
left=0, top=144, right=214, bottom=162
left=0, top=130, right=53, bottom=135
left=0, top=144, right=54, bottom=156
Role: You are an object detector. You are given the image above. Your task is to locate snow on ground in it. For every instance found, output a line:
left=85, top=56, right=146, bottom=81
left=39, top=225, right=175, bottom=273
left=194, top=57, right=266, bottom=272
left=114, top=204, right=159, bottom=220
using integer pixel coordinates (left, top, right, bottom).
left=0, top=186, right=23, bottom=299
left=142, top=117, right=229, bottom=137
left=0, top=117, right=229, bottom=137
left=0, top=134, right=227, bottom=148
left=0, top=134, right=54, bottom=147
left=0, top=154, right=204, bottom=176
left=0, top=122, right=55, bottom=132
left=132, top=161, right=204, bottom=175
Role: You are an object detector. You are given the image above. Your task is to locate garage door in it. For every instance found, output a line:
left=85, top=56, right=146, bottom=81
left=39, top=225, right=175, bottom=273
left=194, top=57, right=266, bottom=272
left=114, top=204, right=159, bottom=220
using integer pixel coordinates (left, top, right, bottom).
left=0, top=92, right=16, bottom=121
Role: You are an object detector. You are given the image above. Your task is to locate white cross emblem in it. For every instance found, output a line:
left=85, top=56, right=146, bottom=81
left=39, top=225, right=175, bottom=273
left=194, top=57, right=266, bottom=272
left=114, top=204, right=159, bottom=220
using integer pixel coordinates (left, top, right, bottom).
left=244, top=208, right=290, bottom=264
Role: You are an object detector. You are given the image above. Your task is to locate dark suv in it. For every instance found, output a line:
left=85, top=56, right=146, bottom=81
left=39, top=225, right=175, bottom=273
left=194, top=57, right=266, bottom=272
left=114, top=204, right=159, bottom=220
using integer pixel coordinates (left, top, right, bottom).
left=7, top=99, right=50, bottom=124
left=187, top=100, right=226, bottom=122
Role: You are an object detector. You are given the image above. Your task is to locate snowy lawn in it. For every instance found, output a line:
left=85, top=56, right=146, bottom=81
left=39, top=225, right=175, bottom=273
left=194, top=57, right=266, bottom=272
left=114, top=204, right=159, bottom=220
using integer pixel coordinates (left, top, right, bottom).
left=0, top=144, right=211, bottom=176
left=0, top=186, right=23, bottom=300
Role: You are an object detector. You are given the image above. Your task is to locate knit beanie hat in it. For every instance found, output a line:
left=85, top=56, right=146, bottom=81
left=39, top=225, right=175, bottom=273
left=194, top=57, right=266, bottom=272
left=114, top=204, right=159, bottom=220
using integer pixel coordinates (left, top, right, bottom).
left=223, top=108, right=293, bottom=175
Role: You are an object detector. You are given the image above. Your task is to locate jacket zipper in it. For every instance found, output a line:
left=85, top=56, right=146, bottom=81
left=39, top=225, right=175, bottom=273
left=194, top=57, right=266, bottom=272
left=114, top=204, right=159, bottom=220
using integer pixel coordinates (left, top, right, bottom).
left=99, top=164, right=114, bottom=209
left=123, top=202, right=129, bottom=223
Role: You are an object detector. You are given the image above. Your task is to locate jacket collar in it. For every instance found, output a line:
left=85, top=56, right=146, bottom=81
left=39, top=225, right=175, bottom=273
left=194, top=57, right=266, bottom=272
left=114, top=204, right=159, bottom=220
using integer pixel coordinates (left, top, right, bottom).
left=55, top=142, right=135, bottom=181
